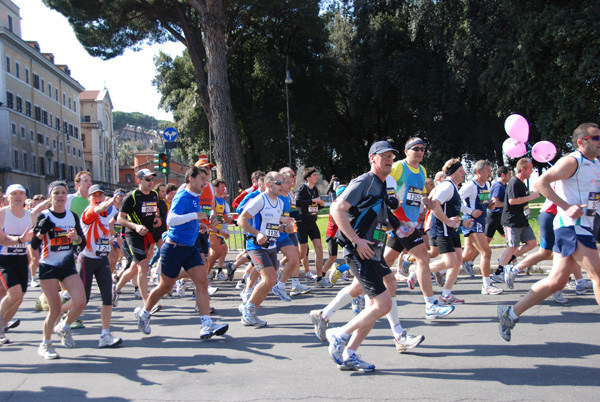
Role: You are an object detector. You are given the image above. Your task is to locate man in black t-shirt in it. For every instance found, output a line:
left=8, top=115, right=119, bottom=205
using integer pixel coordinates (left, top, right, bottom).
left=296, top=167, right=328, bottom=287
left=495, top=158, right=539, bottom=281
left=116, top=169, right=161, bottom=302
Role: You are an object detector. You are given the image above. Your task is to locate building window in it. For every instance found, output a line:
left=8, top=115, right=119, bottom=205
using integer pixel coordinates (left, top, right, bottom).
left=48, top=159, right=53, bottom=176
left=55, top=88, right=58, bottom=101
left=74, top=127, right=79, bottom=139
left=83, top=115, right=91, bottom=122
left=74, top=101, right=77, bottom=113
left=25, top=68, right=29, bottom=84
left=62, top=93, right=66, bottom=106
left=78, top=149, right=82, bottom=158
left=23, top=152, right=28, bottom=171
left=26, top=101, right=32, bottom=117
left=6, top=92, right=14, bottom=109
left=45, top=135, right=49, bottom=147
left=33, top=73, right=40, bottom=90
left=63, top=121, right=68, bottom=134
left=49, top=113, right=53, bottom=127
left=11, top=122, right=17, bottom=136
left=39, top=157, right=45, bottom=175
left=73, top=147, right=76, bottom=156
left=48, top=83, right=52, bottom=97
left=15, top=62, right=20, bottom=79
left=8, top=15, right=13, bottom=32
left=68, top=97, right=72, bottom=109
left=20, top=126, right=25, bottom=139
left=34, top=106, right=41, bottom=121
left=69, top=124, right=73, bottom=136
left=42, top=110, right=48, bottom=125
left=37, top=133, right=43, bottom=145
left=69, top=165, right=74, bottom=181
left=32, top=154, right=37, bottom=174
left=13, top=150, right=19, bottom=169
left=6, top=56, right=10, bottom=73
left=61, top=163, right=66, bottom=180
left=67, top=144, right=70, bottom=154
left=30, top=130, right=34, bottom=142
left=59, top=141, right=63, bottom=151
left=41, top=78, right=45, bottom=94
left=16, top=96, right=22, bottom=113
left=52, top=138, right=56, bottom=149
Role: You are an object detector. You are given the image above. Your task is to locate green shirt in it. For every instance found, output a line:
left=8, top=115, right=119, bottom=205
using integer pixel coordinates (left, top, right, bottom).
left=68, top=194, right=90, bottom=219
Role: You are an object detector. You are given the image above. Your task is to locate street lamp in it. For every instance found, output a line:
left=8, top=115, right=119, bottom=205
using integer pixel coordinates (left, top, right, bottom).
left=285, top=56, right=293, bottom=168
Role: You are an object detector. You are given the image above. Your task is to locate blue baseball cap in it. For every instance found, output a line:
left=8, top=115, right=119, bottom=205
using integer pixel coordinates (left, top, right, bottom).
left=368, top=141, right=398, bottom=156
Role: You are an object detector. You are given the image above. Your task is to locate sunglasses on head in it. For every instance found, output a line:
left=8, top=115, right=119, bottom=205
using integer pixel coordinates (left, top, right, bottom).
left=583, top=135, right=600, bottom=141
left=143, top=177, right=154, bottom=182
left=269, top=180, right=284, bottom=185
left=410, top=147, right=426, bottom=152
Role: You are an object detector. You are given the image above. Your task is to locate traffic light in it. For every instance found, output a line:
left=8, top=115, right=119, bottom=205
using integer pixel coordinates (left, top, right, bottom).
left=159, top=152, right=169, bottom=175
left=153, top=153, right=160, bottom=171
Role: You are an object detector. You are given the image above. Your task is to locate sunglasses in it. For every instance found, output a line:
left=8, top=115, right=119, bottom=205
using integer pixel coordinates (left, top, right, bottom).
left=583, top=135, right=600, bottom=141
left=142, top=177, right=155, bottom=182
left=269, top=180, right=284, bottom=185
left=410, top=147, right=426, bottom=152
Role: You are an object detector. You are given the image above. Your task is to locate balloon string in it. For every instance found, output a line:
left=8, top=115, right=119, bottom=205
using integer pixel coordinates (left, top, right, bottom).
left=526, top=141, right=554, bottom=166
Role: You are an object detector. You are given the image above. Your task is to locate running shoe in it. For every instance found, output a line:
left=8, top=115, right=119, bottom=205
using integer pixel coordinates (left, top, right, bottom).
left=395, top=330, right=425, bottom=353
left=4, top=318, right=20, bottom=332
left=552, top=290, right=568, bottom=304
left=340, top=272, right=350, bottom=281
left=329, top=263, right=342, bottom=285
left=208, top=285, right=219, bottom=296
left=30, top=278, right=40, bottom=288
left=290, top=283, right=311, bottom=296
left=271, top=285, right=291, bottom=302
left=309, top=309, right=329, bottom=342
left=175, top=279, right=187, bottom=297
left=407, top=266, right=418, bottom=290
left=462, top=261, right=474, bottom=277
left=216, top=271, right=227, bottom=281
left=134, top=307, right=151, bottom=335
left=200, top=321, right=229, bottom=339
left=425, top=300, right=454, bottom=320
left=338, top=354, right=375, bottom=372
left=99, top=332, right=123, bottom=348
left=401, top=254, right=413, bottom=276
left=326, top=328, right=348, bottom=365
left=315, top=277, right=333, bottom=288
left=70, top=319, right=85, bottom=329
left=504, top=265, right=517, bottom=289
left=150, top=304, right=162, bottom=315
left=113, top=283, right=121, bottom=307
left=240, top=287, right=252, bottom=303
left=53, top=324, right=75, bottom=348
left=305, top=271, right=317, bottom=281
left=439, top=294, right=465, bottom=305
left=490, top=273, right=504, bottom=283
left=38, top=342, right=59, bottom=360
left=565, top=280, right=577, bottom=290
left=481, top=284, right=503, bottom=295
left=240, top=304, right=267, bottom=327
left=134, top=289, right=142, bottom=299
left=575, top=280, right=593, bottom=295
left=395, top=271, right=408, bottom=282
left=0, top=319, right=8, bottom=345
left=351, top=295, right=365, bottom=315
left=497, top=305, right=518, bottom=342
left=226, top=262, right=236, bottom=281
left=433, top=272, right=445, bottom=287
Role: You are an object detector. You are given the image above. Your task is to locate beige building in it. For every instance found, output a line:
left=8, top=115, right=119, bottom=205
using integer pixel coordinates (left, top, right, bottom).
left=0, top=0, right=85, bottom=196
left=80, top=89, right=117, bottom=189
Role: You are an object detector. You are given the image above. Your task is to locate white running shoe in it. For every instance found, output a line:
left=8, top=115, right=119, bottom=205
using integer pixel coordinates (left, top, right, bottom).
left=38, top=342, right=59, bottom=359
left=99, top=332, right=123, bottom=348
left=290, top=283, right=311, bottom=296
left=481, top=284, right=503, bottom=295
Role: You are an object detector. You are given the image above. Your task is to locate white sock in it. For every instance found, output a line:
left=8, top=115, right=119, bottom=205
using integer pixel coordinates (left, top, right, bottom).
left=200, top=315, right=212, bottom=326
left=342, top=348, right=356, bottom=361
left=425, top=295, right=436, bottom=308
left=291, top=277, right=299, bottom=287
left=277, top=281, right=285, bottom=290
left=322, top=286, right=353, bottom=320
left=101, top=329, right=110, bottom=337
left=509, top=307, right=519, bottom=320
left=142, top=309, right=150, bottom=318
left=386, top=296, right=403, bottom=339
left=442, top=288, right=452, bottom=298
left=483, top=277, right=492, bottom=287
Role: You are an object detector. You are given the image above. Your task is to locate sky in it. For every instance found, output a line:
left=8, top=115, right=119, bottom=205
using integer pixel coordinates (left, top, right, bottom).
left=13, top=0, right=185, bottom=121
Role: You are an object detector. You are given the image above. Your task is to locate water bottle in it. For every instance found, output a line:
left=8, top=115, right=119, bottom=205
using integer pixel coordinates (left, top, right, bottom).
left=396, top=222, right=416, bottom=238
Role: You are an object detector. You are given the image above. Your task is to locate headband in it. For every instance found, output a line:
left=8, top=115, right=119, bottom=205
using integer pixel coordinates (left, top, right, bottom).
left=446, top=162, right=462, bottom=176
left=47, top=181, right=68, bottom=195
left=405, top=139, right=425, bottom=150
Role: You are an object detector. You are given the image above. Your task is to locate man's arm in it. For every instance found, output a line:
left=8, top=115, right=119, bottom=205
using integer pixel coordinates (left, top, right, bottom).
left=534, top=156, right=583, bottom=219
left=508, top=180, right=540, bottom=206
left=330, top=199, right=374, bottom=260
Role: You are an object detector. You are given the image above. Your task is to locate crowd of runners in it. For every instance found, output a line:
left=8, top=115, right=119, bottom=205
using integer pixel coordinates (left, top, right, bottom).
left=1, top=123, right=599, bottom=372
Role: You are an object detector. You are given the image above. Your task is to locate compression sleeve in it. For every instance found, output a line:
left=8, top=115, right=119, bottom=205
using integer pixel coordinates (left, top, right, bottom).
left=167, top=212, right=198, bottom=227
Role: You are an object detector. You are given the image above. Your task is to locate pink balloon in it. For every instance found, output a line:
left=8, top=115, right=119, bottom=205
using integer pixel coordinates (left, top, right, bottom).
left=503, top=138, right=527, bottom=158
left=531, top=141, right=557, bottom=163
left=504, top=114, right=529, bottom=143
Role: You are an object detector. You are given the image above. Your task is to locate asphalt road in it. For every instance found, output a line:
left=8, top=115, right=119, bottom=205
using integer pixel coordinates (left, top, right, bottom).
left=1, top=249, right=599, bottom=402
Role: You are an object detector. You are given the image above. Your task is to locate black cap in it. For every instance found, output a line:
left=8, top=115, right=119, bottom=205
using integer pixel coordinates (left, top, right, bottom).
left=89, top=184, right=106, bottom=195
left=368, top=141, right=398, bottom=156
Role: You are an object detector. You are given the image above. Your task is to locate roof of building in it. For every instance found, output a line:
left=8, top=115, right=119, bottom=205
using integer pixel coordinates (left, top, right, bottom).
left=80, top=90, right=101, bottom=100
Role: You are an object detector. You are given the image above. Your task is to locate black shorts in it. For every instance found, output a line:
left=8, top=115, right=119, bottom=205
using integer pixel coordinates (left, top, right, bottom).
left=39, top=260, right=78, bottom=281
left=434, top=236, right=462, bottom=254
left=485, top=211, right=505, bottom=238
left=247, top=248, right=278, bottom=271
left=126, top=232, right=155, bottom=263
left=345, top=252, right=391, bottom=299
left=195, top=232, right=209, bottom=255
left=326, top=237, right=338, bottom=257
left=297, top=220, right=321, bottom=244
left=160, top=241, right=204, bottom=279
left=386, top=229, right=425, bottom=253
left=77, top=255, right=112, bottom=306
left=0, top=254, right=29, bottom=292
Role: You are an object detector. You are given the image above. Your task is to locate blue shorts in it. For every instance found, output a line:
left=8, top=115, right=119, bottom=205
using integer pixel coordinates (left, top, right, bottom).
left=195, top=232, right=209, bottom=255
left=461, top=217, right=486, bottom=237
left=160, top=241, right=204, bottom=279
left=276, top=236, right=294, bottom=252
left=539, top=212, right=556, bottom=251
left=553, top=226, right=597, bottom=257
left=289, top=232, right=299, bottom=247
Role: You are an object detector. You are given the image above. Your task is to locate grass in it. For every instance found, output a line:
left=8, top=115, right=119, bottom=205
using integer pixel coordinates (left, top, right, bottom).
left=311, top=196, right=545, bottom=249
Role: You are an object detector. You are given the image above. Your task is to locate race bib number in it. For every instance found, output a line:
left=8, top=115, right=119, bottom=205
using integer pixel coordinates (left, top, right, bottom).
left=265, top=223, right=280, bottom=240
left=200, top=206, right=212, bottom=217
left=6, top=238, right=27, bottom=254
left=95, top=238, right=111, bottom=257
left=308, top=204, right=319, bottom=215
left=523, top=205, right=530, bottom=218
left=373, top=223, right=387, bottom=242
left=478, top=190, right=490, bottom=207
left=141, top=202, right=157, bottom=216
left=406, top=186, right=423, bottom=208
left=586, top=192, right=600, bottom=217
left=49, top=230, right=73, bottom=252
